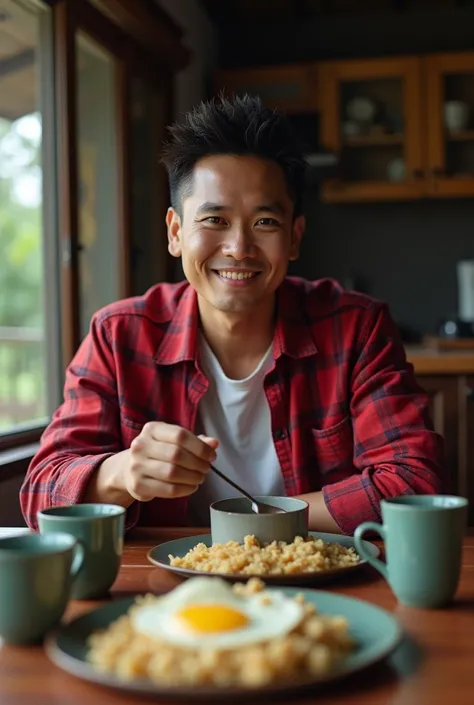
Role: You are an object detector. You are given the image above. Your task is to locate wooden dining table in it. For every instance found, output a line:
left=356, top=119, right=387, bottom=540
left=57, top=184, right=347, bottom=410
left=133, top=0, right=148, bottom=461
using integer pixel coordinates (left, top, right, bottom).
left=1, top=527, right=473, bottom=705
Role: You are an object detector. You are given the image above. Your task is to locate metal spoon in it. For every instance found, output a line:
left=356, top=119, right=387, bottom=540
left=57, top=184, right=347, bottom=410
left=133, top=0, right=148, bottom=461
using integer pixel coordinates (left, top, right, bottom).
left=210, top=465, right=286, bottom=515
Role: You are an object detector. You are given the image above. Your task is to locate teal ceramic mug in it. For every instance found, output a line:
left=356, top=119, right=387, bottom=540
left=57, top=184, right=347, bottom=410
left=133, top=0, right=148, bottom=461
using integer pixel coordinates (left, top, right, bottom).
left=38, top=504, right=125, bottom=600
left=354, top=495, right=468, bottom=608
left=0, top=532, right=84, bottom=644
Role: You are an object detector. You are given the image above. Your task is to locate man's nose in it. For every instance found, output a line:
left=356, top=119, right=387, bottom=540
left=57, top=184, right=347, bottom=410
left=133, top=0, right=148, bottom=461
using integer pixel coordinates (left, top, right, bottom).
left=221, top=226, right=255, bottom=259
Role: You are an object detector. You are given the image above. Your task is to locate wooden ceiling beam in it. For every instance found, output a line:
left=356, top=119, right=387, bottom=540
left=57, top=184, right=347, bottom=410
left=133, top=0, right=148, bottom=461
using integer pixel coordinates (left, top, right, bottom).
left=203, top=0, right=462, bottom=21
left=87, top=0, right=189, bottom=68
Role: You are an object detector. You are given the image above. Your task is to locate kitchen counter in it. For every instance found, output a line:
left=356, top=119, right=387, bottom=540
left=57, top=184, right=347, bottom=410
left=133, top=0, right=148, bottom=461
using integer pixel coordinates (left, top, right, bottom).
left=406, top=345, right=474, bottom=375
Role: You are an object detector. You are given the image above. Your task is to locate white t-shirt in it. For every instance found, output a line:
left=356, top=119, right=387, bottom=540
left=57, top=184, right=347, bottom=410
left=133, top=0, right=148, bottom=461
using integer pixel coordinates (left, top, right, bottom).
left=188, top=335, right=286, bottom=525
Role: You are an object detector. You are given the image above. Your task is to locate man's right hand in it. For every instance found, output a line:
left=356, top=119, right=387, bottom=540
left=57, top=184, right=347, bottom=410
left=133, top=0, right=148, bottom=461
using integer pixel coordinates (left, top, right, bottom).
left=124, top=422, right=219, bottom=501
left=84, top=422, right=218, bottom=506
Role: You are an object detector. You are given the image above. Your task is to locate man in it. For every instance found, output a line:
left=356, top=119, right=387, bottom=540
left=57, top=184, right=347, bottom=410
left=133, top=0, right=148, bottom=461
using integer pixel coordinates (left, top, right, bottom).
left=20, top=95, right=447, bottom=534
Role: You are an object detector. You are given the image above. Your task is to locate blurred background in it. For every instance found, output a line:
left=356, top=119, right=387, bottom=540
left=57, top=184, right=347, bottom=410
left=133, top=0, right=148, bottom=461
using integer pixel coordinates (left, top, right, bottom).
left=1, top=0, right=473, bottom=525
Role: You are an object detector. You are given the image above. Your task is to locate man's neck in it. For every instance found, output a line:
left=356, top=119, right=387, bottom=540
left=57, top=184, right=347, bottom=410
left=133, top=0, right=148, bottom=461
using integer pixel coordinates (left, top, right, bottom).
left=198, top=296, right=275, bottom=380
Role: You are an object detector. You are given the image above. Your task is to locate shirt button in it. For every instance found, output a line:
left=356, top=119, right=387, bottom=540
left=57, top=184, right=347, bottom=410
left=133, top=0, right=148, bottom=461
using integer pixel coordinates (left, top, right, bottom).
left=274, top=429, right=287, bottom=440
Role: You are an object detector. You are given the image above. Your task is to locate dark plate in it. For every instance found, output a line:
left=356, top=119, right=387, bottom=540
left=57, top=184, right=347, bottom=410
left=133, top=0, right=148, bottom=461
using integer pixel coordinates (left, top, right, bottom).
left=147, top=531, right=380, bottom=585
left=45, top=587, right=401, bottom=699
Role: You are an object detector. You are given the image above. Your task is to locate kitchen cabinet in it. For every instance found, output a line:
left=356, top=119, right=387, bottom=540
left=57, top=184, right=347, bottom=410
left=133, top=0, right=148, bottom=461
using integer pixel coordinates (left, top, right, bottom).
left=320, top=51, right=474, bottom=202
left=319, top=56, right=425, bottom=203
left=458, top=375, right=474, bottom=527
left=416, top=376, right=460, bottom=492
left=416, top=374, right=474, bottom=527
left=425, top=52, right=474, bottom=198
left=214, top=64, right=318, bottom=114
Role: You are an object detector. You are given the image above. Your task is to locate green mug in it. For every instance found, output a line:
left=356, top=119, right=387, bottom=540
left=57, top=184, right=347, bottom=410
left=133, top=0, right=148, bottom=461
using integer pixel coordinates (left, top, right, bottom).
left=354, top=495, right=468, bottom=608
left=38, top=503, right=125, bottom=600
left=0, top=532, right=84, bottom=644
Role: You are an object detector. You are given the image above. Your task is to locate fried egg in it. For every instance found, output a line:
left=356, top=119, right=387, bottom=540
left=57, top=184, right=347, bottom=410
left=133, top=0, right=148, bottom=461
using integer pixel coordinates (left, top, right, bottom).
left=131, top=577, right=304, bottom=650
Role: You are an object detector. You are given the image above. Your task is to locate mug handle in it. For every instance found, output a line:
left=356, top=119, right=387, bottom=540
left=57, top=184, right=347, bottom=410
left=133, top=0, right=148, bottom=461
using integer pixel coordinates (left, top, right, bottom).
left=70, top=540, right=85, bottom=579
left=354, top=521, right=388, bottom=581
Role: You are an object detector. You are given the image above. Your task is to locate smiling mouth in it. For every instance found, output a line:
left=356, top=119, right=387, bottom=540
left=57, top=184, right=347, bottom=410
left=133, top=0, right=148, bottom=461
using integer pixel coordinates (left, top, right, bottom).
left=213, top=269, right=261, bottom=281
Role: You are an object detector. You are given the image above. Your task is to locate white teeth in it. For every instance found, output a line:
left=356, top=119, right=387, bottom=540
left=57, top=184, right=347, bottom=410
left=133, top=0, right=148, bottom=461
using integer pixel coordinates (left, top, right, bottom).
left=218, top=270, right=257, bottom=280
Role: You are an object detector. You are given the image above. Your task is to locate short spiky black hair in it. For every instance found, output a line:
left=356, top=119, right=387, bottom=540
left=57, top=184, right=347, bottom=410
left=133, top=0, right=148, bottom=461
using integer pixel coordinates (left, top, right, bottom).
left=160, top=94, right=306, bottom=217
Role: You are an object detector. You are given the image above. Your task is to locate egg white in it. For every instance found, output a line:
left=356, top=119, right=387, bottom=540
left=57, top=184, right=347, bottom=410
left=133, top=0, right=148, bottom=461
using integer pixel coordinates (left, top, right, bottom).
left=131, top=577, right=304, bottom=650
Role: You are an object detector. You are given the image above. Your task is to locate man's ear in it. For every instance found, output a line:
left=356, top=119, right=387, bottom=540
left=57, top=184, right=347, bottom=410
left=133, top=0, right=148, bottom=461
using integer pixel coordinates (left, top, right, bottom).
left=166, top=207, right=182, bottom=258
left=289, top=215, right=305, bottom=261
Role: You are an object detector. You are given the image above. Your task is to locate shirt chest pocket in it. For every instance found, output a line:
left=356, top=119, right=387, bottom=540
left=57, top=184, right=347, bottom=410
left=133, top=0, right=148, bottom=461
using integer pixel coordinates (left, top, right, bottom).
left=311, top=416, right=354, bottom=476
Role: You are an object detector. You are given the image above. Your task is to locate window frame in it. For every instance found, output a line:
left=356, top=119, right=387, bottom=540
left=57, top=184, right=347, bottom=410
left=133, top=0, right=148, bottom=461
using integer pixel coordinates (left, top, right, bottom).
left=1, top=0, right=187, bottom=454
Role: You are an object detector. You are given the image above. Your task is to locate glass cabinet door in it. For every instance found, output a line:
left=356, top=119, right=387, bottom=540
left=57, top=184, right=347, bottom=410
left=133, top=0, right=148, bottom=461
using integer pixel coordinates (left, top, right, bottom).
left=76, top=31, right=120, bottom=338
left=426, top=52, right=474, bottom=198
left=320, top=57, right=424, bottom=202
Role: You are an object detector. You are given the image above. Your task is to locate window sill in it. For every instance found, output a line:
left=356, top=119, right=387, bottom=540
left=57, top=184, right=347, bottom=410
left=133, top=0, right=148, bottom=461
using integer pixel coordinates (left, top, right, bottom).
left=0, top=443, right=39, bottom=480
left=0, top=425, right=46, bottom=453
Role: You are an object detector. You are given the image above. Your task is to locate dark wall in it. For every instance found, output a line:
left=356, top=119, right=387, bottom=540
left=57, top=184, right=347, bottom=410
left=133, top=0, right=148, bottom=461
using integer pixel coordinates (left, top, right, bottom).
left=289, top=199, right=474, bottom=338
left=213, top=6, right=474, bottom=338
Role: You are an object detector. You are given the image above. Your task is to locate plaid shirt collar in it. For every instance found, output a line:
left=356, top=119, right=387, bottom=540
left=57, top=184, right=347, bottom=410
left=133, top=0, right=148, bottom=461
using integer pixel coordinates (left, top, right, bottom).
left=153, top=278, right=318, bottom=366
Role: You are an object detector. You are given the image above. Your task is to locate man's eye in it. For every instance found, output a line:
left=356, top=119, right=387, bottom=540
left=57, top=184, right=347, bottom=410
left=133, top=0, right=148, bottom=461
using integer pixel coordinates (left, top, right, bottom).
left=204, top=216, right=224, bottom=224
left=256, top=217, right=280, bottom=226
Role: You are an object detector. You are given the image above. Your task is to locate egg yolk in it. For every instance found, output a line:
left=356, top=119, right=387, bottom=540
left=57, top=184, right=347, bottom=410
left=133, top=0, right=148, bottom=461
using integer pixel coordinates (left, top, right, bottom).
left=176, top=604, right=249, bottom=633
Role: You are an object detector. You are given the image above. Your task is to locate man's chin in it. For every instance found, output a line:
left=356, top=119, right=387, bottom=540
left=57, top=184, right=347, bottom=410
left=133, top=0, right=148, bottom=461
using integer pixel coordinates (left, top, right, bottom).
left=212, top=298, right=257, bottom=314
left=197, top=285, right=274, bottom=316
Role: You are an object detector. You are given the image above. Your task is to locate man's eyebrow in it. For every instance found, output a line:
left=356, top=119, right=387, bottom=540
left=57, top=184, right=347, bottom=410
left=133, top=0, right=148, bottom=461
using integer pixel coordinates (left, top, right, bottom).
left=195, top=201, right=287, bottom=216
left=195, top=202, right=229, bottom=215
left=254, top=202, right=286, bottom=215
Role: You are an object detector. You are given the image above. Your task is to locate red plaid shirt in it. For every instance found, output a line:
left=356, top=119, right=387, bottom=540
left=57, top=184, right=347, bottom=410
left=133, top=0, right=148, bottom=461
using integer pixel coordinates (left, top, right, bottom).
left=20, top=277, right=447, bottom=535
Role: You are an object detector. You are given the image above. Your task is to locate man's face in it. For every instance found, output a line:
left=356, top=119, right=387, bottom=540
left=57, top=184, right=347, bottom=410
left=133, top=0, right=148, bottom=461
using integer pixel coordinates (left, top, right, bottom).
left=166, top=154, right=305, bottom=315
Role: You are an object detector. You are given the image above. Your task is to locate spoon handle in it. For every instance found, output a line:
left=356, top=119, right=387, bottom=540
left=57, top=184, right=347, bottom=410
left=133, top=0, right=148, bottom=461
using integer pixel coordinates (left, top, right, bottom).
left=210, top=465, right=258, bottom=511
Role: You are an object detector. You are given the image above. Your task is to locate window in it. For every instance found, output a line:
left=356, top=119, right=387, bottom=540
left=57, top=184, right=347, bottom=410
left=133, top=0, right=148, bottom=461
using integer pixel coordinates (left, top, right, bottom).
left=76, top=32, right=121, bottom=338
left=130, top=72, right=170, bottom=294
left=0, top=0, right=186, bottom=453
left=0, top=0, right=58, bottom=442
